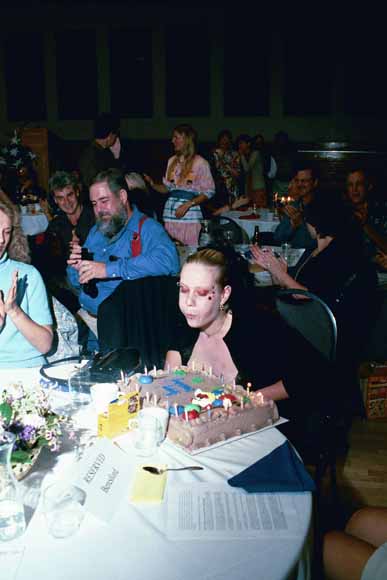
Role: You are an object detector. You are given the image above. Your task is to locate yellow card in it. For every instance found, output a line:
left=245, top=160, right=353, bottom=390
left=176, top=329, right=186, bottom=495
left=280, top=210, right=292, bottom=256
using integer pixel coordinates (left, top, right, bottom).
left=130, top=465, right=167, bottom=503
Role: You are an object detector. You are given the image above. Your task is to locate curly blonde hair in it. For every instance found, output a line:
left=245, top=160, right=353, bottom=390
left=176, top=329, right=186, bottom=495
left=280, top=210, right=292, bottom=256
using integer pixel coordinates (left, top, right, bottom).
left=167, top=124, right=198, bottom=185
left=0, top=193, right=31, bottom=263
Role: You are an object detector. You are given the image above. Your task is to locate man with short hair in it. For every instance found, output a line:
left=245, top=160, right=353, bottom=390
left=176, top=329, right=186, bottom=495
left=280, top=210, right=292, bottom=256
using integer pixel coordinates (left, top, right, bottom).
left=67, top=168, right=179, bottom=317
left=43, top=171, right=95, bottom=312
left=345, top=168, right=387, bottom=270
left=79, top=113, right=133, bottom=188
left=274, top=164, right=319, bottom=249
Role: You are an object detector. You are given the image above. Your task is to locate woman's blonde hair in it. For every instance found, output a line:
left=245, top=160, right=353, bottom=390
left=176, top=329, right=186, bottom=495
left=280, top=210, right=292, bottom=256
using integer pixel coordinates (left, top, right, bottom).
left=167, top=124, right=198, bottom=185
left=186, top=248, right=229, bottom=289
left=0, top=193, right=31, bottom=263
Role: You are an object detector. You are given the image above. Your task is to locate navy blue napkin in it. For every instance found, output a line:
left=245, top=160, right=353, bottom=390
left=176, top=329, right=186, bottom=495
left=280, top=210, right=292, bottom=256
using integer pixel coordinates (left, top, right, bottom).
left=228, top=441, right=315, bottom=493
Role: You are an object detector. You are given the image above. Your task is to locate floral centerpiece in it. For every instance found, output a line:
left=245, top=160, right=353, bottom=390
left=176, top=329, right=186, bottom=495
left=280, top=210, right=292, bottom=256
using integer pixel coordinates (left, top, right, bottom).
left=0, top=383, right=68, bottom=479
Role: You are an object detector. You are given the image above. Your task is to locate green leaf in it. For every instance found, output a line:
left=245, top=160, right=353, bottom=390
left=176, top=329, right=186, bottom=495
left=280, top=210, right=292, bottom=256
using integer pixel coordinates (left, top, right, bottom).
left=0, top=402, right=12, bottom=423
left=11, top=450, right=32, bottom=464
left=37, top=437, right=48, bottom=448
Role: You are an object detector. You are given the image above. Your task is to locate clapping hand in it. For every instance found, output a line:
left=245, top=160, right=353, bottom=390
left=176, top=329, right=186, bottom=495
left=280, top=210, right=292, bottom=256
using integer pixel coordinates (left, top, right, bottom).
left=0, top=270, right=19, bottom=328
left=250, top=245, right=288, bottom=284
left=283, top=205, right=303, bottom=229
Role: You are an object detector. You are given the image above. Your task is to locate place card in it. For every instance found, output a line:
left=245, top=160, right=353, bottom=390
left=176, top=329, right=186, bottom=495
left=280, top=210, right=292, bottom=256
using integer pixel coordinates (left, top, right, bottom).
left=75, top=438, right=132, bottom=523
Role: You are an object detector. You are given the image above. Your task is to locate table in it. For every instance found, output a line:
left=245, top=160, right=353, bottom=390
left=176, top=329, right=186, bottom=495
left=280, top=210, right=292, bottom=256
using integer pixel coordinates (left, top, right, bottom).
left=222, top=210, right=280, bottom=240
left=19, top=205, right=49, bottom=236
left=9, top=415, right=312, bottom=580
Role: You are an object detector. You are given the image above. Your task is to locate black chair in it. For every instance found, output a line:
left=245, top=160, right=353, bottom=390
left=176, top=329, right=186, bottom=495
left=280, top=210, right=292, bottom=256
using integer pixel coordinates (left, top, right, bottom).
left=97, top=275, right=180, bottom=370
left=275, top=289, right=337, bottom=363
left=208, top=216, right=250, bottom=245
left=275, top=289, right=342, bottom=578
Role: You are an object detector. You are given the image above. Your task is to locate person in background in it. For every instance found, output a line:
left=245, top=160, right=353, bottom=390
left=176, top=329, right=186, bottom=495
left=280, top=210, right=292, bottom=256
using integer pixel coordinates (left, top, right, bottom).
left=324, top=506, right=387, bottom=580
left=344, top=168, right=387, bottom=271
left=271, top=131, right=296, bottom=196
left=125, top=172, right=156, bottom=218
left=234, top=134, right=252, bottom=200
left=79, top=113, right=132, bottom=189
left=0, top=197, right=53, bottom=368
left=273, top=164, right=319, bottom=249
left=209, top=129, right=241, bottom=210
left=144, top=125, right=215, bottom=245
left=242, top=134, right=276, bottom=207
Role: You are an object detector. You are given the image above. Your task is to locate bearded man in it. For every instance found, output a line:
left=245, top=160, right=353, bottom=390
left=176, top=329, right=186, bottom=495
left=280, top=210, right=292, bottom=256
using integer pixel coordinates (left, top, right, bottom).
left=67, top=168, right=179, bottom=318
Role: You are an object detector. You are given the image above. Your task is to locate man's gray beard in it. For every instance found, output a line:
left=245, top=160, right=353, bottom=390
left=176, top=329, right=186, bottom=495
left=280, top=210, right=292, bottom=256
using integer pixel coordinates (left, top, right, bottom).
left=96, top=206, right=128, bottom=238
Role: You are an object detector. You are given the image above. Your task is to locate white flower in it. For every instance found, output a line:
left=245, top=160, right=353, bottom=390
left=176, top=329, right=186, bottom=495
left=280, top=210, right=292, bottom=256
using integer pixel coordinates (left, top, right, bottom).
left=21, top=413, right=45, bottom=429
left=5, top=384, right=25, bottom=400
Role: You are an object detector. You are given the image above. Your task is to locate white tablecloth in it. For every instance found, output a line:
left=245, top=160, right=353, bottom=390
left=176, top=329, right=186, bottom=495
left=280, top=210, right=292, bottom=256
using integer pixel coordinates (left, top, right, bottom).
left=222, top=210, right=280, bottom=239
left=20, top=209, right=49, bottom=236
left=10, top=422, right=312, bottom=580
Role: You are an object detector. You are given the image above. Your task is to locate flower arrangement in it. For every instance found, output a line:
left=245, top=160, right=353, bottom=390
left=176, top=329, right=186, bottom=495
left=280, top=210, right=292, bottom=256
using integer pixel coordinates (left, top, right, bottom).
left=0, top=383, right=67, bottom=466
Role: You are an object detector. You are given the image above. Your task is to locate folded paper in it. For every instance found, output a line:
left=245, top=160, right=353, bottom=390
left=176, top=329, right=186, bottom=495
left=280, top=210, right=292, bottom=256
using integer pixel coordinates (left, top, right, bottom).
left=130, top=465, right=167, bottom=503
left=228, top=440, right=315, bottom=493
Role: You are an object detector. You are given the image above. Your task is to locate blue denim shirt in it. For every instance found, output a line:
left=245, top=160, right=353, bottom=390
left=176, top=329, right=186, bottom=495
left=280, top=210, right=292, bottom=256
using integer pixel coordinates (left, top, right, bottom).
left=273, top=199, right=317, bottom=249
left=67, top=206, right=179, bottom=315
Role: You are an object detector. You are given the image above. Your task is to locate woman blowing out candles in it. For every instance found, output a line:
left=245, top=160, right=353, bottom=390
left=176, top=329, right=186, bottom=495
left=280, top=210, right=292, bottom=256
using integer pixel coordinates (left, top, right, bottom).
left=165, top=246, right=337, bottom=446
left=0, top=197, right=53, bottom=368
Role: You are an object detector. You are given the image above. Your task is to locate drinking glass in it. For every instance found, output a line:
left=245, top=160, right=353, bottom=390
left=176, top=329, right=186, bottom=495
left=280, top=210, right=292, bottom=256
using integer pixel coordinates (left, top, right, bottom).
left=68, top=370, right=92, bottom=410
left=43, top=483, right=86, bottom=539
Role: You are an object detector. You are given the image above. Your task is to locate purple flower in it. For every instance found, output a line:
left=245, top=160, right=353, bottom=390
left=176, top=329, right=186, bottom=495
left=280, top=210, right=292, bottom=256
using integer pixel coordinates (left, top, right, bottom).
left=21, top=425, right=36, bottom=442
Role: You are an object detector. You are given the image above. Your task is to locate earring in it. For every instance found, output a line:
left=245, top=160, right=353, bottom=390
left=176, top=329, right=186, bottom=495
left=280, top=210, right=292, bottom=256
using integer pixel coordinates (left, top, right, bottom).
left=219, top=303, right=225, bottom=311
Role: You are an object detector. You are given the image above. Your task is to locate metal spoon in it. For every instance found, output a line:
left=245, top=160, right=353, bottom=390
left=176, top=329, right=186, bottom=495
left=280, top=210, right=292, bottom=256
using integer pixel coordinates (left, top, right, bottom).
left=142, top=465, right=204, bottom=475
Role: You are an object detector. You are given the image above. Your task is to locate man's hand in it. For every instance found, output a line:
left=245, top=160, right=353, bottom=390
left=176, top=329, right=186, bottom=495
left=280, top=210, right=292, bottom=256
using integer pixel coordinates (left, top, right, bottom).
left=0, top=270, right=20, bottom=327
left=67, top=241, right=82, bottom=269
left=175, top=202, right=192, bottom=219
left=283, top=205, right=303, bottom=229
left=78, top=261, right=107, bottom=284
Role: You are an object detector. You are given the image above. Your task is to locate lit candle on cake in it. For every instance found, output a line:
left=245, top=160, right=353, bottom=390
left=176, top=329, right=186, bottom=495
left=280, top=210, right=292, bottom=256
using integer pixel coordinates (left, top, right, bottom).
left=153, top=365, right=156, bottom=375
left=247, top=382, right=251, bottom=396
left=240, top=396, right=244, bottom=410
left=208, top=365, right=212, bottom=377
left=146, top=392, right=150, bottom=404
left=167, top=363, right=170, bottom=373
left=256, top=391, right=264, bottom=405
left=184, top=410, right=189, bottom=422
left=144, top=365, right=148, bottom=375
left=174, top=403, right=178, bottom=417
left=153, top=394, right=157, bottom=406
left=232, top=378, right=236, bottom=391
left=192, top=359, right=196, bottom=372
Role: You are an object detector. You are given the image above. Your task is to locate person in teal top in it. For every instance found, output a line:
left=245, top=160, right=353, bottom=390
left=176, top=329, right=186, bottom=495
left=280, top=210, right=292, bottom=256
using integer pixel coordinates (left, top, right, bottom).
left=0, top=197, right=53, bottom=368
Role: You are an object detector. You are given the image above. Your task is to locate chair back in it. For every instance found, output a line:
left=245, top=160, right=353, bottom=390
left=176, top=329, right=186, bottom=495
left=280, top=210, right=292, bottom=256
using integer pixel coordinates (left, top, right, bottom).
left=275, top=289, right=337, bottom=362
left=208, top=216, right=250, bottom=245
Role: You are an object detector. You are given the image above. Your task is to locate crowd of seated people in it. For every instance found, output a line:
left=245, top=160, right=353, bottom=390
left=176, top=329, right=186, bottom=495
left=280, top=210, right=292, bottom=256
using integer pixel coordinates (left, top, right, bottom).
left=0, top=120, right=385, bottom=418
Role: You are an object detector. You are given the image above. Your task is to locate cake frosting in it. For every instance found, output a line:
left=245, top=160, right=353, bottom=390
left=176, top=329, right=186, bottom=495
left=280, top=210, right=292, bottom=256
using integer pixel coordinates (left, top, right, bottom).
left=127, top=367, right=279, bottom=453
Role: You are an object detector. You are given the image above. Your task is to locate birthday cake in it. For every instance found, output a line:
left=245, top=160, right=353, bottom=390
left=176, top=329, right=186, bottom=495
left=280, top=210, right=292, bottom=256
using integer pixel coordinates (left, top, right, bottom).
left=128, top=367, right=279, bottom=453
